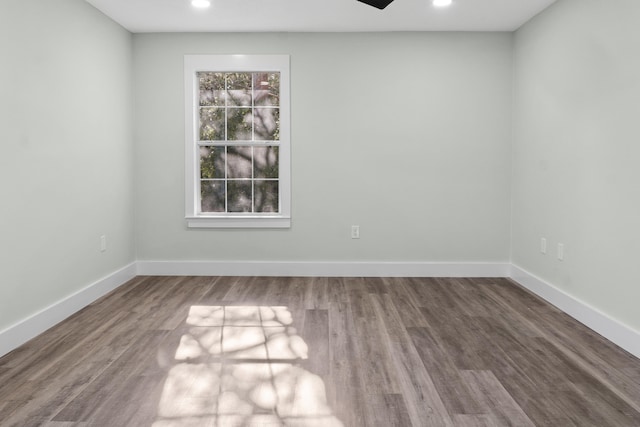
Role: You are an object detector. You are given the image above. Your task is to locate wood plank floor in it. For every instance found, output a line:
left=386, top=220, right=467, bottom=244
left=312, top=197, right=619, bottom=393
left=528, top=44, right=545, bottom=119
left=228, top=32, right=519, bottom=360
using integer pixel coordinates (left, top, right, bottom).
left=1, top=276, right=640, bottom=426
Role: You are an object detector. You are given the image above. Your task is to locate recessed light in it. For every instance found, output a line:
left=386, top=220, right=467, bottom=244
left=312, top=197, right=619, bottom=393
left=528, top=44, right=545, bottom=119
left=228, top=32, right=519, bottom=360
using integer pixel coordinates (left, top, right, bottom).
left=191, top=0, right=211, bottom=9
left=433, top=0, right=452, bottom=7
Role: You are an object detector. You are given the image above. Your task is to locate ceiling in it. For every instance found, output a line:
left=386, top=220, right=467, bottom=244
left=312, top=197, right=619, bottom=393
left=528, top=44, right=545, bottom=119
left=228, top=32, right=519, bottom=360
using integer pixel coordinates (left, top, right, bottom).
left=85, top=0, right=557, bottom=33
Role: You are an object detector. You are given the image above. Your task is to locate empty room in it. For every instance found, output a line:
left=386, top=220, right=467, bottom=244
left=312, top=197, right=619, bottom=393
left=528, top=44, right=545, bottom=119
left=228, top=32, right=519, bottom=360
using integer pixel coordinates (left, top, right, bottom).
left=1, top=0, right=640, bottom=425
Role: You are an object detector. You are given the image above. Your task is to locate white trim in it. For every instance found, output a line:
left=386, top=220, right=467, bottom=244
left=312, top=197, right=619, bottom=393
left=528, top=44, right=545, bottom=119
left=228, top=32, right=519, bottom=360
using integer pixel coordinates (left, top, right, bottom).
left=510, top=264, right=640, bottom=359
left=0, top=263, right=137, bottom=358
left=136, top=260, right=511, bottom=278
left=186, top=216, right=291, bottom=228
left=184, top=55, right=291, bottom=228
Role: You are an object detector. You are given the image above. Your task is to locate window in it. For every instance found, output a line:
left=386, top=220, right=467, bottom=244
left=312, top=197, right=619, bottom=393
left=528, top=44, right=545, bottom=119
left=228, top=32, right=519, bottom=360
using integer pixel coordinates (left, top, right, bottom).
left=184, top=55, right=290, bottom=228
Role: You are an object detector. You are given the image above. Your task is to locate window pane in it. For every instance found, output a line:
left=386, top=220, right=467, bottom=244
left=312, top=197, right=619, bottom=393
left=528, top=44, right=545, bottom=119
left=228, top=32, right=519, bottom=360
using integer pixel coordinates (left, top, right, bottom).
left=254, top=108, right=279, bottom=141
left=227, top=108, right=252, bottom=140
left=200, top=108, right=225, bottom=141
left=201, top=181, right=225, bottom=212
left=254, top=181, right=279, bottom=213
left=226, top=73, right=252, bottom=107
left=227, top=146, right=252, bottom=179
left=254, top=146, right=278, bottom=179
left=228, top=181, right=252, bottom=212
left=200, top=146, right=225, bottom=179
left=187, top=55, right=290, bottom=225
left=254, top=73, right=280, bottom=106
left=198, top=72, right=225, bottom=106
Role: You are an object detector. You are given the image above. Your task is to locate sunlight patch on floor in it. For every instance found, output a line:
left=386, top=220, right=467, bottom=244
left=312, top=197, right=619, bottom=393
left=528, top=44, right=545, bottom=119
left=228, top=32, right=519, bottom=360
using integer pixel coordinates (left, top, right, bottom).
left=154, top=306, right=343, bottom=427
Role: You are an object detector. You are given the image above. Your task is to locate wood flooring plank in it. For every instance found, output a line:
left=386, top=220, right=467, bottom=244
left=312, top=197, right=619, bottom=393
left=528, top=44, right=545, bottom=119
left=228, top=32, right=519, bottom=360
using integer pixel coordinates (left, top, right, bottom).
left=52, top=330, right=170, bottom=422
left=287, top=276, right=310, bottom=332
left=417, top=309, right=491, bottom=371
left=370, top=294, right=454, bottom=427
left=199, top=276, right=241, bottom=302
left=343, top=277, right=372, bottom=320
left=88, top=373, right=168, bottom=426
left=327, top=302, right=360, bottom=389
left=244, top=276, right=275, bottom=305
left=40, top=423, right=88, bottom=427
left=362, top=276, right=388, bottom=295
left=0, top=400, right=24, bottom=422
left=0, top=366, right=11, bottom=380
left=544, top=387, right=632, bottom=427
left=118, top=276, right=178, bottom=314
left=622, top=366, right=640, bottom=381
left=1, top=354, right=118, bottom=427
left=518, top=394, right=581, bottom=427
left=484, top=281, right=640, bottom=415
left=0, top=278, right=137, bottom=371
left=401, top=276, right=439, bottom=303
left=565, top=373, right=640, bottom=426
left=261, top=276, right=292, bottom=305
left=459, top=370, right=535, bottom=427
left=452, top=414, right=503, bottom=427
left=410, top=280, right=464, bottom=333
left=338, top=290, right=402, bottom=399
left=128, top=276, right=195, bottom=326
left=342, top=282, right=402, bottom=395
left=409, top=277, right=461, bottom=313
left=221, top=276, right=262, bottom=302
left=327, top=277, right=349, bottom=303
left=327, top=301, right=368, bottom=427
left=332, top=386, right=368, bottom=427
left=155, top=276, right=218, bottom=330
left=442, top=278, right=495, bottom=318
left=0, top=308, right=135, bottom=402
left=407, top=325, right=483, bottom=416
left=383, top=277, right=429, bottom=328
left=471, top=319, right=560, bottom=392
left=353, top=315, right=401, bottom=394
left=303, top=276, right=329, bottom=310
left=302, top=309, right=329, bottom=377
left=367, top=393, right=413, bottom=427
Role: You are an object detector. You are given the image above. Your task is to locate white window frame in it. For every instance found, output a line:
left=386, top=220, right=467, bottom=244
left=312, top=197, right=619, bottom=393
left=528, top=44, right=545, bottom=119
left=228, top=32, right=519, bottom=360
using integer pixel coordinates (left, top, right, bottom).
left=184, top=55, right=291, bottom=228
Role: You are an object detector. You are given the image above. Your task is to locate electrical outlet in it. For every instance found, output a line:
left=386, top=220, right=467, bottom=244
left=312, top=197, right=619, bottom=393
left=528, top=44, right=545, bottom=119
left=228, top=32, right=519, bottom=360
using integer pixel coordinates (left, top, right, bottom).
left=351, top=225, right=360, bottom=239
left=100, top=235, right=107, bottom=252
left=540, top=238, right=547, bottom=254
left=557, top=243, right=564, bottom=261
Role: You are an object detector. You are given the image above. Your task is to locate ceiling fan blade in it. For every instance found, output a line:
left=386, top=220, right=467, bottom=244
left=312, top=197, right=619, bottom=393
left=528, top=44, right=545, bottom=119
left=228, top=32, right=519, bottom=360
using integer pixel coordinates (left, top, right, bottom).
left=357, top=0, right=395, bottom=10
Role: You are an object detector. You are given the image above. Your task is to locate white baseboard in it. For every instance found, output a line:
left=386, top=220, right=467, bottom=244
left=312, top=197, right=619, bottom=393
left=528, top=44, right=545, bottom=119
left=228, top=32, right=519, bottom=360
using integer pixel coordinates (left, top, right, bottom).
left=0, top=263, right=137, bottom=358
left=136, top=260, right=511, bottom=278
left=510, top=264, right=640, bottom=359
left=3, top=261, right=638, bottom=363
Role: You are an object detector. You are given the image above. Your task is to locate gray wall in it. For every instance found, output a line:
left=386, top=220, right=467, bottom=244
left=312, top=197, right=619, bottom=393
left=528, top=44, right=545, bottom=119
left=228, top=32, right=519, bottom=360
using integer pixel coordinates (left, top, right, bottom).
left=512, top=0, right=640, bottom=331
left=0, top=0, right=135, bottom=332
left=7, top=0, right=638, bottom=348
left=133, top=32, right=513, bottom=263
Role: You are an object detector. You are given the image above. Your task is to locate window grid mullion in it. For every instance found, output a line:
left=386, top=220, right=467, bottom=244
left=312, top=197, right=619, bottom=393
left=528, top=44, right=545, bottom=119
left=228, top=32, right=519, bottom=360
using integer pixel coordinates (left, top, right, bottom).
left=224, top=145, right=228, bottom=213
left=224, top=74, right=229, bottom=213
left=251, top=72, right=255, bottom=145
left=198, top=141, right=281, bottom=146
left=194, top=68, right=283, bottom=217
left=251, top=73, right=255, bottom=213
left=251, top=146, right=255, bottom=213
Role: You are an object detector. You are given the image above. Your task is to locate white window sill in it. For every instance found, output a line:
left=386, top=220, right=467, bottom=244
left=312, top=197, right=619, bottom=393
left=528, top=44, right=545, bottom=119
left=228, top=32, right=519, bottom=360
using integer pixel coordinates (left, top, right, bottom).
left=186, top=216, right=291, bottom=229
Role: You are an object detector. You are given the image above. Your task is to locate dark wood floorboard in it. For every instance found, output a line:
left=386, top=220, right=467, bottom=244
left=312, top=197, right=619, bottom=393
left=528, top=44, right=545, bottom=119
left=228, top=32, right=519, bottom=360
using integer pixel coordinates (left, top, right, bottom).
left=1, top=276, right=640, bottom=426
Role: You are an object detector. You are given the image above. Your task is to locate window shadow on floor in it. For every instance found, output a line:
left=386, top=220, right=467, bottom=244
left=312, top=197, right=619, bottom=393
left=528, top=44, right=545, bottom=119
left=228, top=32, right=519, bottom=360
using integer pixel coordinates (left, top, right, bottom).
left=153, top=305, right=343, bottom=427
